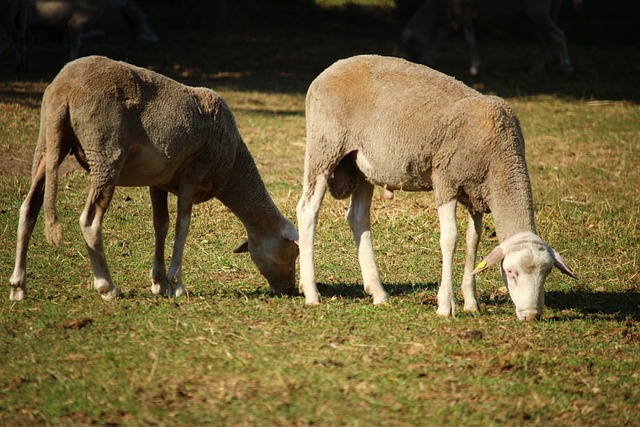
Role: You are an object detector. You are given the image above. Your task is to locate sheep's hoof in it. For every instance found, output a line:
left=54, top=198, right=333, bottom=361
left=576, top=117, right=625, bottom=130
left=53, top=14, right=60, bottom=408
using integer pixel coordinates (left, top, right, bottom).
left=436, top=305, right=455, bottom=317
left=9, top=286, right=26, bottom=301
left=171, top=284, right=186, bottom=298
left=150, top=282, right=168, bottom=295
left=436, top=311, right=454, bottom=318
left=464, top=302, right=480, bottom=312
left=100, top=286, right=121, bottom=301
left=304, top=294, right=321, bottom=305
left=373, top=293, right=388, bottom=305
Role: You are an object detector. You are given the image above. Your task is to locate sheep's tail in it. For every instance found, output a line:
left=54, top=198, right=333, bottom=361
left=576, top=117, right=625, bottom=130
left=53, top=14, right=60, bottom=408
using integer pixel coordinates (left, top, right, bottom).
left=42, top=96, right=69, bottom=247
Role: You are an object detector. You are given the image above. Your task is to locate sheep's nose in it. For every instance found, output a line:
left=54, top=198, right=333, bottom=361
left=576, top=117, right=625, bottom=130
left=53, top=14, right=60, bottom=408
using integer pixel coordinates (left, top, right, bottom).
left=524, top=312, right=541, bottom=322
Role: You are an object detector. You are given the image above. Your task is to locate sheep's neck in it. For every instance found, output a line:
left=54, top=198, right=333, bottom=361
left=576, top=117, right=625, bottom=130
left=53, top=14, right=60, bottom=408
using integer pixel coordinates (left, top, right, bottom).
left=217, top=144, right=284, bottom=236
left=488, top=160, right=537, bottom=242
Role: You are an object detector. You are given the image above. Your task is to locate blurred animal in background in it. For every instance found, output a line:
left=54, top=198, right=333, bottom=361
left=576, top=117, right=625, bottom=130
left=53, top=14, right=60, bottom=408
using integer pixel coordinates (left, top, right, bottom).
left=5, top=0, right=159, bottom=71
left=0, top=0, right=28, bottom=71
left=402, top=0, right=573, bottom=76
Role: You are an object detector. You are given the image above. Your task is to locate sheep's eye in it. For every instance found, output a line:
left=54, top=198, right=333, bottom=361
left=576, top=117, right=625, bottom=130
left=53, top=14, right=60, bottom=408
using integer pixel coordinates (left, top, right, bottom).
left=505, top=268, right=514, bottom=276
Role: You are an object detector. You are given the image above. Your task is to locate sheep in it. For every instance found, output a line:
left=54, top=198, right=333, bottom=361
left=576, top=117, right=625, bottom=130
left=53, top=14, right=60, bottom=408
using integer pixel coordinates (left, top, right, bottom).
left=9, top=55, right=299, bottom=301
left=402, top=0, right=573, bottom=76
left=296, top=54, right=576, bottom=321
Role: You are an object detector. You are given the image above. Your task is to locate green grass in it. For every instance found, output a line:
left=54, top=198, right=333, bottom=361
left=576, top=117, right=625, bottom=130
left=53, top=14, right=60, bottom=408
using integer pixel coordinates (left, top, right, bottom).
left=1, top=2, right=639, bottom=425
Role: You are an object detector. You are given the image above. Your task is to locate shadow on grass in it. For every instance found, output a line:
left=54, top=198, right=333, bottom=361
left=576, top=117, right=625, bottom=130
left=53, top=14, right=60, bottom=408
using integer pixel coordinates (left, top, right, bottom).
left=546, top=290, right=640, bottom=321
left=123, top=282, right=639, bottom=322
left=315, top=281, right=439, bottom=300
left=140, top=281, right=440, bottom=306
left=235, top=108, right=305, bottom=117
left=0, top=86, right=45, bottom=108
left=301, top=284, right=640, bottom=322
left=179, top=282, right=439, bottom=302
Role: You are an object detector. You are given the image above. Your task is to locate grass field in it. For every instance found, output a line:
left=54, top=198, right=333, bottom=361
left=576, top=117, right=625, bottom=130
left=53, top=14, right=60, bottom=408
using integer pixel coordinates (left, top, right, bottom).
left=1, top=1, right=638, bottom=425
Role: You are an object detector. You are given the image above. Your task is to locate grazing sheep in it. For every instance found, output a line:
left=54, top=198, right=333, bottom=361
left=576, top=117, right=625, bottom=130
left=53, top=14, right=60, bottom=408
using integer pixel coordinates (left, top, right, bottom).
left=402, top=0, right=573, bottom=76
left=9, top=55, right=299, bottom=301
left=297, top=54, right=576, bottom=321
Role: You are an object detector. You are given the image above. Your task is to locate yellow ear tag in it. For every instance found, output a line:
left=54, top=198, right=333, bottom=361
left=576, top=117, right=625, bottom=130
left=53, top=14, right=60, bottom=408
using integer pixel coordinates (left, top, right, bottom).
left=475, top=260, right=487, bottom=270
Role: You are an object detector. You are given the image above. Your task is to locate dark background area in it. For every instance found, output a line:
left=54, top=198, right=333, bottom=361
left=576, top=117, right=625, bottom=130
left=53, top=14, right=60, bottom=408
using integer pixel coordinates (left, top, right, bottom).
left=1, top=0, right=639, bottom=102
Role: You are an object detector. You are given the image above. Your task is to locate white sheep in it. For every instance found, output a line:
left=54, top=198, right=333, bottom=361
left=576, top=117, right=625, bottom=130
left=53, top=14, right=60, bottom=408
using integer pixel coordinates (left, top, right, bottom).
left=9, top=55, right=299, bottom=301
left=296, top=54, right=576, bottom=321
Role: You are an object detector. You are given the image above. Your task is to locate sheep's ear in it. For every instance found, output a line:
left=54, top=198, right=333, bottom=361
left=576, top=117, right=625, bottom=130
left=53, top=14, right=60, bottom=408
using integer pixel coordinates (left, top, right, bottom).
left=550, top=248, right=578, bottom=279
left=472, top=246, right=505, bottom=274
left=233, top=240, right=249, bottom=254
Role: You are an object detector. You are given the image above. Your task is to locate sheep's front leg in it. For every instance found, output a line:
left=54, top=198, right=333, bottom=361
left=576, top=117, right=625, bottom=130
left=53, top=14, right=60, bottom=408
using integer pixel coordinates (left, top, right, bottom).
left=166, top=190, right=194, bottom=298
left=9, top=161, right=46, bottom=301
left=149, top=187, right=169, bottom=295
left=296, top=176, right=328, bottom=305
left=436, top=200, right=457, bottom=317
left=347, top=181, right=387, bottom=305
left=80, top=187, right=120, bottom=300
left=462, top=211, right=482, bottom=312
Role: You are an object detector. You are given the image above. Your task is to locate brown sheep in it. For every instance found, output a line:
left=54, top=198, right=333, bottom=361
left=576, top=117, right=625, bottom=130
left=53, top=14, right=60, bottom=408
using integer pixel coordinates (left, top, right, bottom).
left=10, top=55, right=299, bottom=301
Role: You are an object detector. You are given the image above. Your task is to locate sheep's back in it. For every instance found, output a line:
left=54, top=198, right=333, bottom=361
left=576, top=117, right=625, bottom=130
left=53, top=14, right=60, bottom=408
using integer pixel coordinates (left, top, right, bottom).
left=307, top=55, right=487, bottom=151
left=306, top=55, right=524, bottom=212
left=50, top=57, right=238, bottom=158
left=43, top=56, right=239, bottom=191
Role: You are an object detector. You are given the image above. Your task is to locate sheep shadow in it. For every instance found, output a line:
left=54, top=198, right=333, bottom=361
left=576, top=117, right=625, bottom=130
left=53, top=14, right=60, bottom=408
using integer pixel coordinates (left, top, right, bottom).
left=545, top=290, right=640, bottom=321
left=315, top=281, right=439, bottom=301
left=306, top=284, right=640, bottom=322
left=111, top=281, right=438, bottom=303
left=137, top=282, right=639, bottom=322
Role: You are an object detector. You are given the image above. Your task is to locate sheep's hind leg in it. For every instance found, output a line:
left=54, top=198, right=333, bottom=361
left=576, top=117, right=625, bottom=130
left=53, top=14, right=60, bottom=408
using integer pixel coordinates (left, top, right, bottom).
left=165, top=188, right=195, bottom=298
left=436, top=200, right=457, bottom=317
left=149, top=187, right=170, bottom=295
left=462, top=211, right=482, bottom=312
left=296, top=176, right=328, bottom=305
left=80, top=186, right=120, bottom=300
left=347, top=181, right=387, bottom=305
left=9, top=160, right=46, bottom=300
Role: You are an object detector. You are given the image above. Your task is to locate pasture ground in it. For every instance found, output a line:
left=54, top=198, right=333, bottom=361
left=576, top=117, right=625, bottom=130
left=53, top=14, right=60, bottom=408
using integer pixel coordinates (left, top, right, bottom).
left=1, top=1, right=638, bottom=425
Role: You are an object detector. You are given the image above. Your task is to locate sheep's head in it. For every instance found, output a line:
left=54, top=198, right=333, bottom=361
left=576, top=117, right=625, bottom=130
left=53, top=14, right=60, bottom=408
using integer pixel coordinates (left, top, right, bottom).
left=234, top=224, right=299, bottom=295
left=473, top=232, right=577, bottom=321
